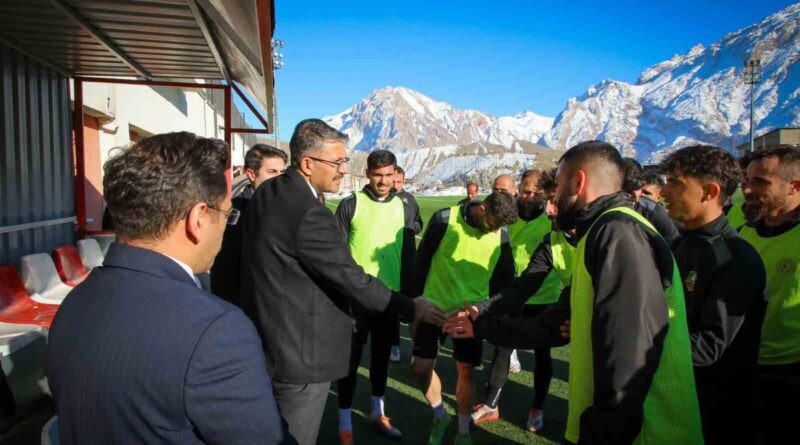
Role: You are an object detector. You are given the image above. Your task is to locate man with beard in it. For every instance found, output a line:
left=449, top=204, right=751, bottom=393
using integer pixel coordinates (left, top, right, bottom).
left=739, top=145, right=800, bottom=444
left=334, top=150, right=417, bottom=444
left=412, top=191, right=517, bottom=445
left=471, top=169, right=576, bottom=433
left=241, top=119, right=445, bottom=445
left=445, top=140, right=703, bottom=444
left=660, top=145, right=766, bottom=444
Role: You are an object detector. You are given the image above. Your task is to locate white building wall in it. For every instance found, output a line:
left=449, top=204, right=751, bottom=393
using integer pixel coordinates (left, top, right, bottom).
left=75, top=82, right=255, bottom=173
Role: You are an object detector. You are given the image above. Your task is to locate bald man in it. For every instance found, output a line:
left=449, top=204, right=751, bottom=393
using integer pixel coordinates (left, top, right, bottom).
left=445, top=141, right=703, bottom=444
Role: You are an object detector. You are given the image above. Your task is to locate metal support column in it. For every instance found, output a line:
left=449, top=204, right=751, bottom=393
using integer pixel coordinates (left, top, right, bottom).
left=73, top=77, right=87, bottom=235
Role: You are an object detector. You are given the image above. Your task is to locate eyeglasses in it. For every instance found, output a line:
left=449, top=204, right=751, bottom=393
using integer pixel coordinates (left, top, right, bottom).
left=308, top=156, right=350, bottom=172
left=208, top=206, right=241, bottom=225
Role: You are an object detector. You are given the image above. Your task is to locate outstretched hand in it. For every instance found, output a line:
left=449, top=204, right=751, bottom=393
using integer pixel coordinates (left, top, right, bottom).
left=442, top=303, right=479, bottom=338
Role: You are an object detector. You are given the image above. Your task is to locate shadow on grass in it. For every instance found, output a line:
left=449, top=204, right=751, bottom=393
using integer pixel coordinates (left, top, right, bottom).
left=317, top=326, right=569, bottom=445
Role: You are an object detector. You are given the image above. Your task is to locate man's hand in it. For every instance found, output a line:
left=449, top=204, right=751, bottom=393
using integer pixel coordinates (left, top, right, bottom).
left=413, top=297, right=447, bottom=326
left=442, top=304, right=479, bottom=339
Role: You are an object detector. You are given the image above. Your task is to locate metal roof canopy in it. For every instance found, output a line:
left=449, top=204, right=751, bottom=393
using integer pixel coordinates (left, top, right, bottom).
left=0, top=0, right=276, bottom=127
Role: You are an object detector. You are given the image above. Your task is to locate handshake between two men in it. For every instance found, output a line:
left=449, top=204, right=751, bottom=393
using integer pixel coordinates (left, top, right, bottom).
left=441, top=303, right=571, bottom=341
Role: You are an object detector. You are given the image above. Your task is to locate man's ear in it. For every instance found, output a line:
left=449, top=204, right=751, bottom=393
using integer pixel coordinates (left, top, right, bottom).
left=244, top=168, right=257, bottom=185
left=298, top=157, right=314, bottom=176
left=788, top=178, right=800, bottom=195
left=702, top=182, right=722, bottom=203
left=185, top=202, right=205, bottom=245
left=574, top=169, right=587, bottom=196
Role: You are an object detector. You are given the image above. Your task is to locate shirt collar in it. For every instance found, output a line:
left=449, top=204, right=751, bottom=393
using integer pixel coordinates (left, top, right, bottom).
left=305, top=179, right=318, bottom=199
left=164, top=255, right=201, bottom=288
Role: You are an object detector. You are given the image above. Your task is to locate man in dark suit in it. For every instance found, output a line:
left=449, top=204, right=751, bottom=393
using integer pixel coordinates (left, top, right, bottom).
left=47, top=132, right=293, bottom=445
left=241, top=119, right=446, bottom=445
left=210, top=144, right=287, bottom=305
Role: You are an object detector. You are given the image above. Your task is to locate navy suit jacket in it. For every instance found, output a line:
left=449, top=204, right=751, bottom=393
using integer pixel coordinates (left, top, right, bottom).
left=47, top=243, right=294, bottom=445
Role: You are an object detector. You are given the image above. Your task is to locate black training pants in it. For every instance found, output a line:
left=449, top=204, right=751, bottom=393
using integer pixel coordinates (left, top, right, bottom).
left=337, top=312, right=395, bottom=409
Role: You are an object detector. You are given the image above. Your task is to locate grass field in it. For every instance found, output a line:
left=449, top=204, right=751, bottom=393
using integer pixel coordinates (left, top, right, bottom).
left=321, top=195, right=570, bottom=445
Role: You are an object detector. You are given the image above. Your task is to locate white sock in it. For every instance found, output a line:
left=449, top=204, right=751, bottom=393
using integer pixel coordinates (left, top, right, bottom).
left=339, top=408, right=352, bottom=432
left=432, top=401, right=447, bottom=419
left=458, top=414, right=471, bottom=435
left=371, top=395, right=385, bottom=417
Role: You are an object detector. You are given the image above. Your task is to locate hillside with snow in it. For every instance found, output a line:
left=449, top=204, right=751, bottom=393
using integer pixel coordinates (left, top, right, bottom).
left=542, top=3, right=800, bottom=161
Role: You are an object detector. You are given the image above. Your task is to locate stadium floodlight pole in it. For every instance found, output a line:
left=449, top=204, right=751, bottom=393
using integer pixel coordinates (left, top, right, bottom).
left=743, top=59, right=762, bottom=152
left=272, top=38, right=285, bottom=149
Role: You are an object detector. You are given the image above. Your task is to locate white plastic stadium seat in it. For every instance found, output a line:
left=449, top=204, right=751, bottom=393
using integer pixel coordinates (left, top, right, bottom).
left=0, top=322, right=43, bottom=357
left=19, top=254, right=72, bottom=305
left=41, top=415, right=59, bottom=445
left=77, top=238, right=104, bottom=270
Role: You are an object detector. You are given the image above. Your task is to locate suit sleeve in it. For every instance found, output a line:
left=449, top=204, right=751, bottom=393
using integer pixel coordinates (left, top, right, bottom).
left=185, top=309, right=295, bottom=445
left=480, top=234, right=554, bottom=316
left=580, top=218, right=670, bottom=444
left=413, top=209, right=449, bottom=298
left=296, top=205, right=415, bottom=321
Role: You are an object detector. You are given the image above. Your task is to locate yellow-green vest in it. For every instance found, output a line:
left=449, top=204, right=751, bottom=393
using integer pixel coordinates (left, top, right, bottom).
left=347, top=191, right=404, bottom=291
left=423, top=207, right=502, bottom=313
left=566, top=206, right=703, bottom=445
left=727, top=188, right=746, bottom=230
left=740, top=223, right=800, bottom=365
left=508, top=213, right=560, bottom=304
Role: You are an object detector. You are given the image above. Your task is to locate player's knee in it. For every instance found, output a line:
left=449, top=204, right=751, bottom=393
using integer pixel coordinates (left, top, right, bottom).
left=413, top=357, right=434, bottom=376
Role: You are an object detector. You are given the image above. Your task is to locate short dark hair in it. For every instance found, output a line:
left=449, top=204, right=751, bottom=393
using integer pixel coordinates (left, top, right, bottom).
left=643, top=170, right=666, bottom=188
left=367, top=150, right=397, bottom=171
left=103, top=132, right=229, bottom=241
left=467, top=182, right=479, bottom=189
left=558, top=140, right=624, bottom=188
left=244, top=144, right=288, bottom=171
left=483, top=191, right=518, bottom=227
left=289, top=119, right=348, bottom=167
left=520, top=169, right=543, bottom=184
left=622, top=158, right=646, bottom=193
left=740, top=145, right=800, bottom=181
left=660, top=145, right=739, bottom=202
left=538, top=168, right=557, bottom=191
left=396, top=166, right=405, bottom=175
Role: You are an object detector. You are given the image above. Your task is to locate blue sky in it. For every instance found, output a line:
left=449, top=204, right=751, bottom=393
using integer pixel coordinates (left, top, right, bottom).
left=237, top=0, right=797, bottom=140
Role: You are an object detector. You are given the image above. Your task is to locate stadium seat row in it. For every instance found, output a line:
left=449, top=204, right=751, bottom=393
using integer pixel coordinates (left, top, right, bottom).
left=0, top=239, right=104, bottom=356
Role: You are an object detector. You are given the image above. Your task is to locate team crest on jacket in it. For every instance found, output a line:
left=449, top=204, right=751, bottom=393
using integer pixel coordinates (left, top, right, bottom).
left=685, top=271, right=697, bottom=292
left=776, top=258, right=797, bottom=275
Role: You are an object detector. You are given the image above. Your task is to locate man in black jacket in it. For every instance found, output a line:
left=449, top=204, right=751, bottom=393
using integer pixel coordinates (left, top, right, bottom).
left=389, top=165, right=422, bottom=363
left=445, top=141, right=703, bottom=444
left=334, top=150, right=417, bottom=443
left=659, top=145, right=766, bottom=444
left=622, top=157, right=680, bottom=244
left=210, top=144, right=286, bottom=305
left=240, top=119, right=445, bottom=445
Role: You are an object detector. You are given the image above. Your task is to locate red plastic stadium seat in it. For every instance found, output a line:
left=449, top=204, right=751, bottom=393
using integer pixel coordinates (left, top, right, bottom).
left=0, top=265, right=58, bottom=328
left=53, top=245, right=89, bottom=286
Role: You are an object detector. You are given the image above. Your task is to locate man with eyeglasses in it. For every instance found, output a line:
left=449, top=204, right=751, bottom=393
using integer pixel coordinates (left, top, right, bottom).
left=47, top=132, right=293, bottom=445
left=210, top=144, right=287, bottom=306
left=241, top=119, right=446, bottom=445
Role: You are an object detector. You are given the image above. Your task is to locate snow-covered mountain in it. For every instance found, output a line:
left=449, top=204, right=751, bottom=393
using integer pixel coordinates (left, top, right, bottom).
left=542, top=3, right=800, bottom=161
left=324, top=87, right=553, bottom=153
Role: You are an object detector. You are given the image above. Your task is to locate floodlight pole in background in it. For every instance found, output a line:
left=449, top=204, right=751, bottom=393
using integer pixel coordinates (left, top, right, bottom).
left=272, top=38, right=285, bottom=149
left=743, top=59, right=762, bottom=152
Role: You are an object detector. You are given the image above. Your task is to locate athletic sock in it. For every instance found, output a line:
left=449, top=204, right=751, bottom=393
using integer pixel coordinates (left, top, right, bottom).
left=339, top=408, right=352, bottom=432
left=371, top=395, right=385, bottom=417
left=432, top=401, right=447, bottom=420
left=457, top=414, right=471, bottom=435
